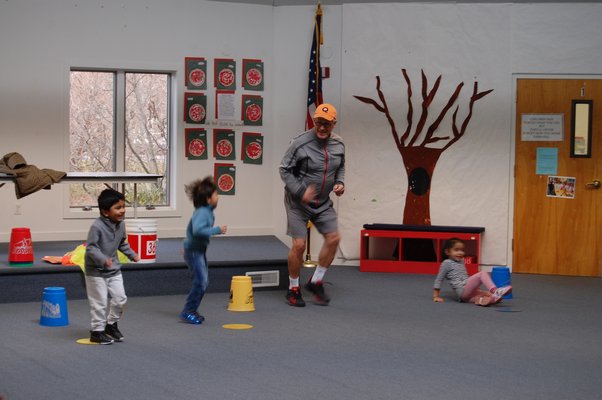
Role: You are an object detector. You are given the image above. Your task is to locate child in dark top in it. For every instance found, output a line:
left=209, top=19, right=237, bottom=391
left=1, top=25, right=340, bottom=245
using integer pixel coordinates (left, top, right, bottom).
left=84, top=189, right=139, bottom=345
left=180, top=177, right=227, bottom=324
left=432, top=238, right=512, bottom=306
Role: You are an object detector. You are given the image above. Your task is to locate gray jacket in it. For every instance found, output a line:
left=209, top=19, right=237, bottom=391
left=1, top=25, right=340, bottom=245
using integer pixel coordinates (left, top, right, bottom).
left=84, top=216, right=137, bottom=277
left=279, top=129, right=345, bottom=213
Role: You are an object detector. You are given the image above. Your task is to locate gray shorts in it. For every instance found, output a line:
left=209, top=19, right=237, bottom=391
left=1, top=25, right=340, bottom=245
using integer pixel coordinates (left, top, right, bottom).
left=285, top=198, right=339, bottom=238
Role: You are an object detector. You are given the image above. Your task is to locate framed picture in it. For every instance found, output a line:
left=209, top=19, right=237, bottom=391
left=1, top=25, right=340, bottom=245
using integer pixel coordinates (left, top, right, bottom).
left=214, top=58, right=236, bottom=90
left=184, top=92, right=207, bottom=124
left=546, top=176, right=576, bottom=199
left=214, top=163, right=236, bottom=195
left=242, top=59, right=264, bottom=91
left=185, top=129, right=208, bottom=160
left=241, top=132, right=263, bottom=164
left=242, top=95, right=263, bottom=126
left=213, top=129, right=236, bottom=160
left=185, top=57, right=207, bottom=90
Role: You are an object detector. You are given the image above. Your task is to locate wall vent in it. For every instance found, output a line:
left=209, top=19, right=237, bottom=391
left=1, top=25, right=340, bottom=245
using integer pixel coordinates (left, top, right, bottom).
left=245, top=270, right=279, bottom=287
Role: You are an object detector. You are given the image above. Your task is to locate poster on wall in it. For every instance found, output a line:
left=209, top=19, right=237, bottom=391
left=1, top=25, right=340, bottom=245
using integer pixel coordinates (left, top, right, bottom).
left=521, top=114, right=564, bottom=141
left=242, top=95, right=263, bottom=126
left=536, top=147, right=558, bottom=175
left=215, top=90, right=236, bottom=120
left=185, top=57, right=207, bottom=90
left=214, top=58, right=236, bottom=90
left=213, top=129, right=236, bottom=160
left=547, top=176, right=576, bottom=199
left=185, top=129, right=208, bottom=160
left=184, top=92, right=207, bottom=124
left=241, top=132, right=263, bottom=165
left=242, top=59, right=264, bottom=91
left=214, top=163, right=236, bottom=195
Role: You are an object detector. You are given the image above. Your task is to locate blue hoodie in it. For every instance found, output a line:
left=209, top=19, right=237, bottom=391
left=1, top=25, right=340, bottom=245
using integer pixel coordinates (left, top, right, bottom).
left=183, top=205, right=222, bottom=252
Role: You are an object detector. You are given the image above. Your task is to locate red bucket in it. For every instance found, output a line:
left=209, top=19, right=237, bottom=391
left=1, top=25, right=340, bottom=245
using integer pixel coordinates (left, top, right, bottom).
left=126, top=219, right=157, bottom=263
left=9, top=227, right=34, bottom=265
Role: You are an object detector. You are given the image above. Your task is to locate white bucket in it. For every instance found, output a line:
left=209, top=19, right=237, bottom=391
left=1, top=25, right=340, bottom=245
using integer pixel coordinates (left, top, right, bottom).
left=126, top=219, right=158, bottom=263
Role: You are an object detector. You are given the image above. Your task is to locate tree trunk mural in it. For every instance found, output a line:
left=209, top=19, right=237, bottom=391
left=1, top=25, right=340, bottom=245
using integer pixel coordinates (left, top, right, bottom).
left=354, top=69, right=493, bottom=226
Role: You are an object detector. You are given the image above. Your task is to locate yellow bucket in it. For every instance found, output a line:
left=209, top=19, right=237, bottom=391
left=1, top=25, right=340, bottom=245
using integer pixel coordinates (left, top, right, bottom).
left=228, top=275, right=255, bottom=312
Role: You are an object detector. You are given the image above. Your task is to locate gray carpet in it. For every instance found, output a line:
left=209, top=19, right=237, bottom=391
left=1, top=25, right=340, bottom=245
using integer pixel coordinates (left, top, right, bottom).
left=0, top=267, right=601, bottom=400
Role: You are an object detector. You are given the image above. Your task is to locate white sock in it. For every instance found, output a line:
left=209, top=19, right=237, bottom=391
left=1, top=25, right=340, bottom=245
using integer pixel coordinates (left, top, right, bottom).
left=289, top=276, right=299, bottom=289
left=311, top=265, right=328, bottom=283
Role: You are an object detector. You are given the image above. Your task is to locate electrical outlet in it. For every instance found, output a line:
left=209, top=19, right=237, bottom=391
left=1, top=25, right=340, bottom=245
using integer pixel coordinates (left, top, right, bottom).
left=14, top=204, right=21, bottom=215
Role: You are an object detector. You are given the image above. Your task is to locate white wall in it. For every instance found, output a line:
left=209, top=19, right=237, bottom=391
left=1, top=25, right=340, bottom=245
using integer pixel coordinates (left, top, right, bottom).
left=340, top=3, right=513, bottom=266
left=337, top=2, right=602, bottom=267
left=2, top=1, right=602, bottom=269
left=0, top=0, right=275, bottom=241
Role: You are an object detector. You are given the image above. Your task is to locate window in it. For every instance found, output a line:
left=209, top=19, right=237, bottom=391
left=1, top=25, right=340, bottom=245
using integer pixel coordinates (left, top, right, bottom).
left=69, top=70, right=171, bottom=209
left=570, top=99, right=593, bottom=158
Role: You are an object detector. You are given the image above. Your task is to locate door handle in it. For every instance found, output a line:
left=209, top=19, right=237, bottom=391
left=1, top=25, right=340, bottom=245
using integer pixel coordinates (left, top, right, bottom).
left=585, top=180, right=601, bottom=189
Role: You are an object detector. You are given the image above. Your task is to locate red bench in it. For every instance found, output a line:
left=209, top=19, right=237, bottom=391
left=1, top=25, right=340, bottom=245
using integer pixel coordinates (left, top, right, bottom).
left=360, top=224, right=484, bottom=275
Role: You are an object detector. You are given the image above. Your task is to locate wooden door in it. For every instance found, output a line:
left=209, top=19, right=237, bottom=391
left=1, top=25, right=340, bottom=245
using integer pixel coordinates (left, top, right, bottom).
left=514, top=78, right=602, bottom=276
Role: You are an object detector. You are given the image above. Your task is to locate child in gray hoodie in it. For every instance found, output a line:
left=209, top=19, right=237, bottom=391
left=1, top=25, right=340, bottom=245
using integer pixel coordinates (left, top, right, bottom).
left=84, top=189, right=139, bottom=344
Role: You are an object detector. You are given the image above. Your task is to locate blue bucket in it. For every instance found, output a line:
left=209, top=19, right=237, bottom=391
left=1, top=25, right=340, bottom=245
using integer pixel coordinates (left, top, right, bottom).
left=491, top=267, right=513, bottom=299
left=40, top=287, right=69, bottom=326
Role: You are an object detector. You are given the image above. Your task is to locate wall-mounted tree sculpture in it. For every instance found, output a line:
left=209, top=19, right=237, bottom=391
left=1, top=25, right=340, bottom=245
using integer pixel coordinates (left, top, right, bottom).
left=354, top=69, right=493, bottom=226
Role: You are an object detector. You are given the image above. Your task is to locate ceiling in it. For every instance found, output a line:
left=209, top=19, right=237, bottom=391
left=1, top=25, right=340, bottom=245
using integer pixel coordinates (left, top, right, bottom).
left=207, top=0, right=602, bottom=6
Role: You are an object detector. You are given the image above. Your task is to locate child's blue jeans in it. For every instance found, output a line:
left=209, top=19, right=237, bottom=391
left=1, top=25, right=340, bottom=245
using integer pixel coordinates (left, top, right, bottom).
left=182, top=249, right=209, bottom=314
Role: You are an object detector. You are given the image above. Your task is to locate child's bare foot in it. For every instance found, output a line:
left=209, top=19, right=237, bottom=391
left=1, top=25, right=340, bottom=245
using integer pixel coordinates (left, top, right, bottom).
left=475, top=296, right=490, bottom=306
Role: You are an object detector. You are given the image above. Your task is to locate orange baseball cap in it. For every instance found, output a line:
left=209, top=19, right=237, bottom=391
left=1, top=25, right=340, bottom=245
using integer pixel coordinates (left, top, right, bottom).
left=313, top=103, right=337, bottom=122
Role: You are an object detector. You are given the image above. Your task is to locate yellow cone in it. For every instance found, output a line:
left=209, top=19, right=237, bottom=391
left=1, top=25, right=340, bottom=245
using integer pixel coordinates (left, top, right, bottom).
left=227, top=275, right=255, bottom=312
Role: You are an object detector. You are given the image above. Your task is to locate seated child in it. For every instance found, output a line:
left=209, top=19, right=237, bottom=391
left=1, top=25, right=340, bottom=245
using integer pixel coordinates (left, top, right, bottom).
left=433, top=238, right=511, bottom=306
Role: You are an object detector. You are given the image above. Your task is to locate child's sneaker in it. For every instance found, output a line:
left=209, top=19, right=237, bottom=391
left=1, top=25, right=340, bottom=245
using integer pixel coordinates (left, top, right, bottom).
left=285, top=286, right=306, bottom=307
left=104, top=322, right=124, bottom=342
left=180, top=312, right=202, bottom=324
left=192, top=312, right=205, bottom=323
left=90, top=330, right=114, bottom=345
left=491, top=285, right=512, bottom=303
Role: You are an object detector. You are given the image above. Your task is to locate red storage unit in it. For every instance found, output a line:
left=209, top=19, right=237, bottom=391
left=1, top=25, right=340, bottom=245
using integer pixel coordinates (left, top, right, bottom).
left=360, top=224, right=484, bottom=275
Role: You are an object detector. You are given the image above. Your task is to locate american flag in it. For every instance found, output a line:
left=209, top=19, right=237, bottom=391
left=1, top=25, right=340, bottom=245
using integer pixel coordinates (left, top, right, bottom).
left=306, top=4, right=323, bottom=130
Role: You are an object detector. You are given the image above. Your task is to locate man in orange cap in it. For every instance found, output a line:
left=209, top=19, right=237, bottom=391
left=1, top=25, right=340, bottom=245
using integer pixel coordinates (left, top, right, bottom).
left=279, top=103, right=345, bottom=307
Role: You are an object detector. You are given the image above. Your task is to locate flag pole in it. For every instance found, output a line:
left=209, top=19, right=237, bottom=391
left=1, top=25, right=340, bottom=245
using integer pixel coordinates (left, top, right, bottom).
left=303, top=221, right=318, bottom=268
left=303, top=1, right=323, bottom=268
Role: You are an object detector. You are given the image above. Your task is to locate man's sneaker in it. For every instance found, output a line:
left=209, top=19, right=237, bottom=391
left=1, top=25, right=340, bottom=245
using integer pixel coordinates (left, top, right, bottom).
left=286, top=286, right=306, bottom=307
left=104, top=322, right=124, bottom=342
left=491, top=285, right=512, bottom=303
left=90, top=330, right=114, bottom=345
left=180, top=312, right=203, bottom=324
left=305, top=281, right=330, bottom=306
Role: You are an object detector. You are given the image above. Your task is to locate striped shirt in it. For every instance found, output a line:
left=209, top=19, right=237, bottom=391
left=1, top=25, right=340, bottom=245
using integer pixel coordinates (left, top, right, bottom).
left=433, top=258, right=469, bottom=299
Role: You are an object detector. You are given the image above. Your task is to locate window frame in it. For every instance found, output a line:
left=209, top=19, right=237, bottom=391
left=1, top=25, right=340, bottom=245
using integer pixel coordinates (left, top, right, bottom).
left=64, top=67, right=180, bottom=220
